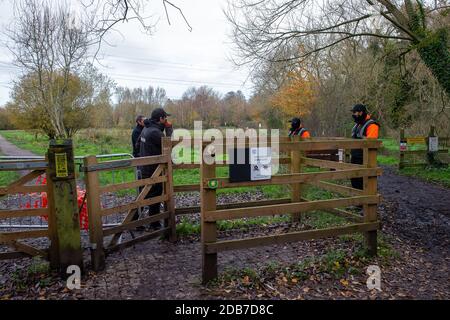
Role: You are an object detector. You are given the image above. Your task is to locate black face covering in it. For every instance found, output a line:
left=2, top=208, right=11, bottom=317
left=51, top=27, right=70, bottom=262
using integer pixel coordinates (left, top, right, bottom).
left=353, top=112, right=367, bottom=124
left=290, top=119, right=301, bottom=130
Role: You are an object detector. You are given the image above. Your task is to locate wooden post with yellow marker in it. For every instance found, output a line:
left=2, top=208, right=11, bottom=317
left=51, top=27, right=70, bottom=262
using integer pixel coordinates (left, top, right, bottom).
left=47, top=139, right=83, bottom=273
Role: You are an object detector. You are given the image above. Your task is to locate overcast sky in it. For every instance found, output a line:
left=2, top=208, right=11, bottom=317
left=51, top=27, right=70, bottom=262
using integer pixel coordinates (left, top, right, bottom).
left=0, top=0, right=253, bottom=105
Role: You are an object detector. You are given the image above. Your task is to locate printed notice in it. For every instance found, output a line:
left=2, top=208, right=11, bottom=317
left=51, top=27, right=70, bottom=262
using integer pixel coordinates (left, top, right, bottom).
left=55, top=153, right=68, bottom=178
left=250, top=147, right=272, bottom=181
left=428, top=137, right=439, bottom=152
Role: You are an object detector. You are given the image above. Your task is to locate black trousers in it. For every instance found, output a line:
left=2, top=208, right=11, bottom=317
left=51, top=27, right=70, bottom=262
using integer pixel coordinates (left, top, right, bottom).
left=351, top=154, right=364, bottom=190
left=132, top=168, right=163, bottom=221
left=142, top=172, right=163, bottom=215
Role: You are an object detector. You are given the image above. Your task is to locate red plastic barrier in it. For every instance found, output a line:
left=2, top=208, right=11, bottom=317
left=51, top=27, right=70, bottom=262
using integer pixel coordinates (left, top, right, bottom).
left=20, top=175, right=89, bottom=230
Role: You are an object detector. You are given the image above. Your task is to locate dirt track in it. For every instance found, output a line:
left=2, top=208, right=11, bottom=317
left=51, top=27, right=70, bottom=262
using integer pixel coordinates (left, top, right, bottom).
left=379, top=166, right=450, bottom=251
left=0, top=134, right=35, bottom=157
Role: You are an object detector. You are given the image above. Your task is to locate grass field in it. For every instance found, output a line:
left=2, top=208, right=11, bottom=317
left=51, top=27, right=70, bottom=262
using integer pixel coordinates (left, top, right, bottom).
left=0, top=129, right=131, bottom=156
left=377, top=138, right=397, bottom=165
left=1, top=130, right=449, bottom=189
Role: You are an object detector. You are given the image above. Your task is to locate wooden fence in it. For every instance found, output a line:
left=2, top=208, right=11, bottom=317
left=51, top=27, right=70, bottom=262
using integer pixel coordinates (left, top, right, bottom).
left=198, top=137, right=382, bottom=283
left=1, top=136, right=382, bottom=284
left=399, top=126, right=449, bottom=169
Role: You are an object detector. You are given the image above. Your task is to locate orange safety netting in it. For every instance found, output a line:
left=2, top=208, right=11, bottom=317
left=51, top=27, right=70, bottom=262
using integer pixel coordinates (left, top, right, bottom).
left=20, top=175, right=89, bottom=230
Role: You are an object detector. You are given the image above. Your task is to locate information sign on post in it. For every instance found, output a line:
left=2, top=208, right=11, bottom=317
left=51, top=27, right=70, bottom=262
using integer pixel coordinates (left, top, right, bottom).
left=429, top=136, right=439, bottom=152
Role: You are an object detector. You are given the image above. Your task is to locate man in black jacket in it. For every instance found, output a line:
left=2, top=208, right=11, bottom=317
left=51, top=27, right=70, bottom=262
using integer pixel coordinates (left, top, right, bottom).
left=131, top=115, right=146, bottom=158
left=139, top=108, right=171, bottom=229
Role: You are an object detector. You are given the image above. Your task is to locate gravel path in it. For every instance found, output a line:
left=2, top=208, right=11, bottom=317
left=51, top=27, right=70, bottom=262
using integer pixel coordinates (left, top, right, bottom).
left=0, top=133, right=36, bottom=157
left=0, top=132, right=38, bottom=177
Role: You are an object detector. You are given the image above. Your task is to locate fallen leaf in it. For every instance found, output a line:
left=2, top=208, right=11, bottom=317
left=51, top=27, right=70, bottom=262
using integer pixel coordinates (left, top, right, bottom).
left=340, top=279, right=349, bottom=287
left=291, top=278, right=298, bottom=284
left=303, top=287, right=310, bottom=293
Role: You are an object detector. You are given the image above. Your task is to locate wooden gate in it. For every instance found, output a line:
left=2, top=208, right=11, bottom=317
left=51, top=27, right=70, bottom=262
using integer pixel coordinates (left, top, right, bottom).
left=0, top=160, right=51, bottom=261
left=83, top=138, right=176, bottom=271
left=199, top=137, right=382, bottom=283
left=399, top=126, right=449, bottom=169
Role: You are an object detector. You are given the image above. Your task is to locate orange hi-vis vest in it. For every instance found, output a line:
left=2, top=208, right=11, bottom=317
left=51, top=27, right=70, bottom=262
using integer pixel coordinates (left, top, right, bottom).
left=352, top=115, right=379, bottom=139
left=289, top=127, right=311, bottom=138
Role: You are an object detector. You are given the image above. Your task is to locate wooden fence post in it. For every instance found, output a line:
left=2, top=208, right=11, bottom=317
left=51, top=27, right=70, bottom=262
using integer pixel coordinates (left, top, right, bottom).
left=201, top=144, right=217, bottom=284
left=399, top=129, right=405, bottom=170
left=290, top=136, right=302, bottom=222
left=162, top=137, right=177, bottom=242
left=83, top=155, right=105, bottom=271
left=46, top=140, right=83, bottom=273
left=363, top=147, right=378, bottom=256
left=46, top=153, right=59, bottom=269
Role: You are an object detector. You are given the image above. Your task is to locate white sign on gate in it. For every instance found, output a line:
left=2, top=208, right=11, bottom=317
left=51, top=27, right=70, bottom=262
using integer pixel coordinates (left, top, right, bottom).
left=250, top=147, right=272, bottom=181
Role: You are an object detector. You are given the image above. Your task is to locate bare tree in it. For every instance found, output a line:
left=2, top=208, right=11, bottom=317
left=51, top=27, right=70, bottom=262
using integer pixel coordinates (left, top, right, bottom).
left=113, top=86, right=167, bottom=127
left=226, top=0, right=450, bottom=95
left=5, top=0, right=102, bottom=138
left=82, top=0, right=191, bottom=48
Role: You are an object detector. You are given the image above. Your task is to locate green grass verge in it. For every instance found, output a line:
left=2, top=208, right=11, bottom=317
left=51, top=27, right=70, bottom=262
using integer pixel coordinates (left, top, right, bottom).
left=0, top=129, right=132, bottom=156
left=380, top=138, right=399, bottom=153
left=400, top=166, right=450, bottom=188
left=377, top=155, right=398, bottom=165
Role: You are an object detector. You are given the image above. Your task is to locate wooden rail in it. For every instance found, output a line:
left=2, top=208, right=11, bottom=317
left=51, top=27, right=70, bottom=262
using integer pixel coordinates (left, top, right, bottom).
left=0, top=162, right=54, bottom=263
left=205, top=222, right=380, bottom=253
left=202, top=168, right=381, bottom=189
left=204, top=196, right=379, bottom=222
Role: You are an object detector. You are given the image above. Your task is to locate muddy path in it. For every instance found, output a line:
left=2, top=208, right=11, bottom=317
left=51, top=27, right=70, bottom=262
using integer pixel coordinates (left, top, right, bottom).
left=0, top=133, right=39, bottom=177
left=0, top=133, right=36, bottom=157
left=378, top=166, right=450, bottom=252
